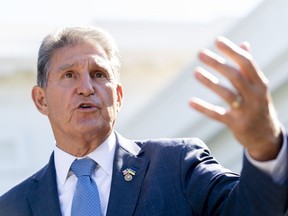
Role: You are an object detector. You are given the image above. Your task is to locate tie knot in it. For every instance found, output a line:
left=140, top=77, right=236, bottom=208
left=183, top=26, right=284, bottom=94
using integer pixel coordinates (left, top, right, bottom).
left=71, top=158, right=97, bottom=178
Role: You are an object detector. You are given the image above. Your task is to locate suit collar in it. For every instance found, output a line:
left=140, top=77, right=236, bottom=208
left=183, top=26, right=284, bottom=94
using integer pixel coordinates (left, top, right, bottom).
left=27, top=153, right=62, bottom=216
left=54, top=132, right=117, bottom=186
left=115, top=131, right=141, bottom=156
left=26, top=132, right=147, bottom=216
left=107, top=132, right=149, bottom=216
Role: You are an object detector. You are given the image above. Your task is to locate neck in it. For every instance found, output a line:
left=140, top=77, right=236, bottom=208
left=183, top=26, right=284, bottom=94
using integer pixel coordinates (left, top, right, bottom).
left=55, top=131, right=112, bottom=157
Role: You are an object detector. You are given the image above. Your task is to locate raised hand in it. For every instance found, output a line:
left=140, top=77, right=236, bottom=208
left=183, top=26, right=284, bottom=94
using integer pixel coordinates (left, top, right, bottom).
left=190, top=36, right=282, bottom=161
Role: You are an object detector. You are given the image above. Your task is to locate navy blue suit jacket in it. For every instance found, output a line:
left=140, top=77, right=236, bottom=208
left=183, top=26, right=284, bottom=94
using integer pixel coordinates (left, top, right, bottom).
left=1, top=132, right=288, bottom=215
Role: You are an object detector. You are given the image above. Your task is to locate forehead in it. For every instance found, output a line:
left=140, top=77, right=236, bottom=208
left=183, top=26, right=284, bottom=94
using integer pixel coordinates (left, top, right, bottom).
left=50, top=43, right=110, bottom=71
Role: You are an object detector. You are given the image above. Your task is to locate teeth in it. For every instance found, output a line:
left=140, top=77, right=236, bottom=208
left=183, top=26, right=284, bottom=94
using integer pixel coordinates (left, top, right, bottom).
left=81, top=104, right=91, bottom=108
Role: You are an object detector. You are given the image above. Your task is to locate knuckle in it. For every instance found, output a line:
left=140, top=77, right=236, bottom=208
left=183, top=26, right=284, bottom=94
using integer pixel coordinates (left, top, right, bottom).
left=241, top=53, right=253, bottom=68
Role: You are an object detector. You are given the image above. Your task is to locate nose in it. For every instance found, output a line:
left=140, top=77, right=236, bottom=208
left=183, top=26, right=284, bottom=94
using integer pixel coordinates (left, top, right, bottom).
left=76, top=75, right=95, bottom=96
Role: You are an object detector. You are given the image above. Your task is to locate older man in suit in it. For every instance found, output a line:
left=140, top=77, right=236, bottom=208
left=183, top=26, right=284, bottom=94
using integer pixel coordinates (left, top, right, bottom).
left=0, top=26, right=287, bottom=215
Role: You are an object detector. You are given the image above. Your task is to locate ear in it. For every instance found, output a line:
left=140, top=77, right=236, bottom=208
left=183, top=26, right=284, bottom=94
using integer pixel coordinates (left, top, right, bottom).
left=31, top=85, right=49, bottom=115
left=116, top=84, right=123, bottom=112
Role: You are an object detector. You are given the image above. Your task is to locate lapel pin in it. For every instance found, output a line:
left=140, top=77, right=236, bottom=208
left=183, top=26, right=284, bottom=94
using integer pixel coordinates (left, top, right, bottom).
left=122, top=168, right=136, bottom=182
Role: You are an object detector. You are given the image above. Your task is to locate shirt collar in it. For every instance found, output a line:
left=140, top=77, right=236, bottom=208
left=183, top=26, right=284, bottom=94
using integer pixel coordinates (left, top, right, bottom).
left=54, top=132, right=116, bottom=186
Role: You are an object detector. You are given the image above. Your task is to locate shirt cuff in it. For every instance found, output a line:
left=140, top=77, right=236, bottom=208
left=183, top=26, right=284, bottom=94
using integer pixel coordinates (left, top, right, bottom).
left=245, top=129, right=287, bottom=184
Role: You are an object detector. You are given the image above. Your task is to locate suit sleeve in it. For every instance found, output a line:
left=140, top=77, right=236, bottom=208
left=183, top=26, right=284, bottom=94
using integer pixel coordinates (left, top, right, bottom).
left=181, top=137, right=288, bottom=216
left=244, top=131, right=288, bottom=184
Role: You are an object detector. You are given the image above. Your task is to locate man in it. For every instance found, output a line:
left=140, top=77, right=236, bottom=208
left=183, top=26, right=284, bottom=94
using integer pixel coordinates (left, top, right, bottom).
left=0, top=26, right=287, bottom=215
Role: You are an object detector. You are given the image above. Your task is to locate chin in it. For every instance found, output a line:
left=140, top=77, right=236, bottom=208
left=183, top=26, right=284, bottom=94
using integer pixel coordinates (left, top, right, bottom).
left=77, top=123, right=111, bottom=134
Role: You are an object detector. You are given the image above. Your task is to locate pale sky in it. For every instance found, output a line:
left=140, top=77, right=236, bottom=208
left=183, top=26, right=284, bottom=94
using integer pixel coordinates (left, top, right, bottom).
left=0, top=0, right=263, bottom=61
left=2, top=0, right=263, bottom=25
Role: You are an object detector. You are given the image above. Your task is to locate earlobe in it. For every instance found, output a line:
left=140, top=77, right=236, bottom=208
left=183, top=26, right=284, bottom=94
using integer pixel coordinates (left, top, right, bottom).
left=31, top=85, right=48, bottom=115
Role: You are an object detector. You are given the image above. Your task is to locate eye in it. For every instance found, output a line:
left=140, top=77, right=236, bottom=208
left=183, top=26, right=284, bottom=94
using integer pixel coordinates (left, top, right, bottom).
left=64, top=71, right=74, bottom=78
left=92, top=71, right=108, bottom=80
left=96, top=72, right=105, bottom=78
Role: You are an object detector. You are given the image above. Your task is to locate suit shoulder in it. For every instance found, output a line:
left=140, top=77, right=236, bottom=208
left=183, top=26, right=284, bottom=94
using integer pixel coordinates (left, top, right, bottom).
left=0, top=174, right=33, bottom=215
left=135, top=137, right=208, bottom=151
left=1, top=176, right=32, bottom=200
left=0, top=163, right=48, bottom=203
left=134, top=137, right=211, bottom=161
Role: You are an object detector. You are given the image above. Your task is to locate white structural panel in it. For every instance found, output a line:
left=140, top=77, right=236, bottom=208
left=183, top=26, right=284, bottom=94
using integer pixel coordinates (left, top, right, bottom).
left=117, top=0, right=288, bottom=172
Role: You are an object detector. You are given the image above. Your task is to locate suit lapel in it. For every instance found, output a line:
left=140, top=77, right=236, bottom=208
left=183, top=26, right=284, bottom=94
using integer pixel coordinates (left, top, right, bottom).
left=27, top=153, right=62, bottom=216
left=107, top=133, right=149, bottom=216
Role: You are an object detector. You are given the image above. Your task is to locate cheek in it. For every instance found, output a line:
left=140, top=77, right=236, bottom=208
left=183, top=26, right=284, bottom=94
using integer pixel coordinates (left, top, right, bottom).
left=47, top=100, right=64, bottom=120
left=100, top=84, right=118, bottom=104
left=101, top=86, right=120, bottom=114
left=45, top=91, right=69, bottom=116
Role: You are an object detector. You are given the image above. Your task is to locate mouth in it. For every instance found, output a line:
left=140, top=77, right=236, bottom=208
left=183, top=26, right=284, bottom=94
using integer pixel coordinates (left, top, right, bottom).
left=77, top=102, right=98, bottom=110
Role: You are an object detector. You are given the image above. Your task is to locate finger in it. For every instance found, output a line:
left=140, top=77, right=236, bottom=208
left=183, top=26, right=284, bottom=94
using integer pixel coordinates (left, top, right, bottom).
left=194, top=67, right=242, bottom=106
left=216, top=36, right=268, bottom=86
left=198, top=49, right=252, bottom=97
left=189, top=97, right=228, bottom=123
left=239, top=41, right=251, bottom=52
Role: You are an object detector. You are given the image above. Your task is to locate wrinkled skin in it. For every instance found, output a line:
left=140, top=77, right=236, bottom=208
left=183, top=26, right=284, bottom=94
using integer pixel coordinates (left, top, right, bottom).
left=32, top=43, right=123, bottom=157
left=190, top=36, right=282, bottom=161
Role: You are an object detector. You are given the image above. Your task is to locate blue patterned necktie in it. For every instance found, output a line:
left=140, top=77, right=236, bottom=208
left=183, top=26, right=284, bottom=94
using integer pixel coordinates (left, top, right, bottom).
left=70, top=158, right=102, bottom=216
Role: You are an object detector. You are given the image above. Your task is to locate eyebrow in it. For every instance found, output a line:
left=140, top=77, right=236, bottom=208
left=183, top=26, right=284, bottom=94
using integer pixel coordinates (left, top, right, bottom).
left=57, top=63, right=76, bottom=72
left=56, top=58, right=110, bottom=73
left=90, top=58, right=110, bottom=72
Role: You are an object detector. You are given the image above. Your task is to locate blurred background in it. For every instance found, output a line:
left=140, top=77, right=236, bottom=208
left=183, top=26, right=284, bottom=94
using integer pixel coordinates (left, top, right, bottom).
left=1, top=0, right=288, bottom=195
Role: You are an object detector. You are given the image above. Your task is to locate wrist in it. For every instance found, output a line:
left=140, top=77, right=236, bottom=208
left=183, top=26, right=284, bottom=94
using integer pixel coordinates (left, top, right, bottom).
left=247, top=132, right=283, bottom=161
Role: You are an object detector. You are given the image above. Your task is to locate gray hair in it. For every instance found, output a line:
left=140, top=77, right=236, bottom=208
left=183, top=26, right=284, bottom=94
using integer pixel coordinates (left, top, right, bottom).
left=37, top=26, right=121, bottom=88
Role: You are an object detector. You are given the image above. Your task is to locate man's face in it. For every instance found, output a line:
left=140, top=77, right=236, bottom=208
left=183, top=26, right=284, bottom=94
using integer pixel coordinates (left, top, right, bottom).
left=32, top=42, right=122, bottom=145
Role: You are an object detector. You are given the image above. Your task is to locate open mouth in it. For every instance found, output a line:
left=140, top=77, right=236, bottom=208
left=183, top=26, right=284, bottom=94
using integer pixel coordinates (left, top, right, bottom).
left=78, top=103, right=97, bottom=110
left=80, top=104, right=93, bottom=108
